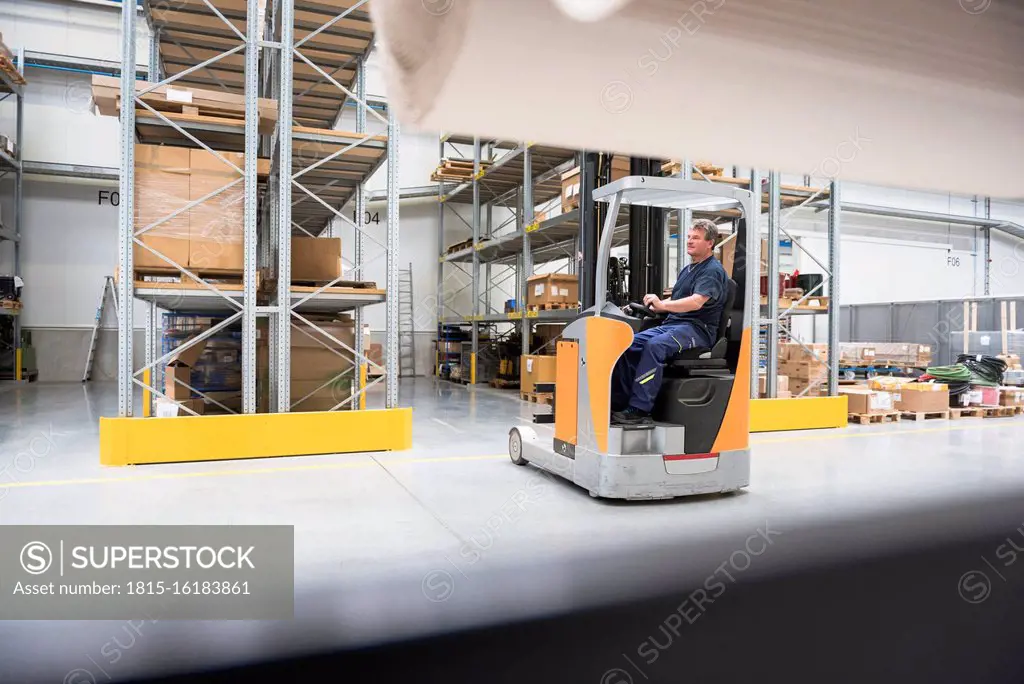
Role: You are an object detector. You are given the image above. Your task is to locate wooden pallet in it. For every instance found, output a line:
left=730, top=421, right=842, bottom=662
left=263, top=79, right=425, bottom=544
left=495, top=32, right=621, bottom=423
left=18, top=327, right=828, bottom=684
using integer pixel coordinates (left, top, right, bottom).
left=848, top=411, right=902, bottom=425
left=527, top=302, right=579, bottom=312
left=950, top=406, right=1018, bottom=419
left=761, top=296, right=830, bottom=310
left=1, top=299, right=22, bottom=310
left=521, top=391, right=553, bottom=405
left=900, top=410, right=951, bottom=421
left=287, top=279, right=378, bottom=289
left=135, top=268, right=247, bottom=284
left=490, top=378, right=520, bottom=390
left=0, top=57, right=26, bottom=86
left=445, top=239, right=474, bottom=255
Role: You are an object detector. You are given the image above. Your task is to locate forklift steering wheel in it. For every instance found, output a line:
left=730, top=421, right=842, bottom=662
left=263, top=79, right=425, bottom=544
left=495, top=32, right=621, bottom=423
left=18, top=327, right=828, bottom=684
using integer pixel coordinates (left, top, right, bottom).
left=626, top=302, right=658, bottom=319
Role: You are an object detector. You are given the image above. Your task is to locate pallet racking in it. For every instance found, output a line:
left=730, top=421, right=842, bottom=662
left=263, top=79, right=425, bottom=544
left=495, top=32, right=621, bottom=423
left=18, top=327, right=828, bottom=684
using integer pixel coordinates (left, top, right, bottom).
left=434, top=140, right=845, bottom=401
left=0, top=46, right=24, bottom=382
left=102, top=0, right=409, bottom=464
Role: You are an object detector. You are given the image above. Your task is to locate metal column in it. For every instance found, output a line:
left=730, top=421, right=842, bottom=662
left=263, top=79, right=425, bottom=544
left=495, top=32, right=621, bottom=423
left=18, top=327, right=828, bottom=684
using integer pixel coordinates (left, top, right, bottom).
left=13, top=49, right=24, bottom=382
left=748, top=169, right=762, bottom=400
left=765, top=171, right=781, bottom=397
left=827, top=181, right=842, bottom=397
left=274, top=0, right=295, bottom=412
left=470, top=137, right=481, bottom=384
left=984, top=196, right=991, bottom=296
left=385, top=110, right=401, bottom=406
left=242, top=0, right=259, bottom=413
left=680, top=159, right=693, bottom=270
left=144, top=301, right=156, bottom=415
left=117, top=0, right=137, bottom=415
left=521, top=145, right=533, bottom=357
left=353, top=56, right=367, bottom=405
left=579, top=152, right=599, bottom=309
left=436, top=136, right=445, bottom=376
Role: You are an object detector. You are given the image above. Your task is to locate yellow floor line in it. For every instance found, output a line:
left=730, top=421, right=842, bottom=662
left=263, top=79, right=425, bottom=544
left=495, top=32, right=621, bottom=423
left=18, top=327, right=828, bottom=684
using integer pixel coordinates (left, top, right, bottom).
left=0, top=454, right=508, bottom=491
left=4, top=419, right=1022, bottom=491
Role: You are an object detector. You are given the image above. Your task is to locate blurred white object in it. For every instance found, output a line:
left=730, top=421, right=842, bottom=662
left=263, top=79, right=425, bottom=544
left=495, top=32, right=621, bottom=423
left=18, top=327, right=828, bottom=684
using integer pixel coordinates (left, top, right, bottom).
left=372, top=0, right=1024, bottom=197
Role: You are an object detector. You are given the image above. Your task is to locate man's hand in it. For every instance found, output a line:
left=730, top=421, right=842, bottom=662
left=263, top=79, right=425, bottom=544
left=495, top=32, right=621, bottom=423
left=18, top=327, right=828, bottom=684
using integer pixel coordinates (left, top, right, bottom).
left=643, top=294, right=664, bottom=312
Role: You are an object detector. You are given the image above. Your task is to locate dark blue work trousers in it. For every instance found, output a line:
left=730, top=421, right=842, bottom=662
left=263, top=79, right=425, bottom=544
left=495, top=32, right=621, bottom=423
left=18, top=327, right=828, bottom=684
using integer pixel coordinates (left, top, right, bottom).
left=611, top=322, right=711, bottom=413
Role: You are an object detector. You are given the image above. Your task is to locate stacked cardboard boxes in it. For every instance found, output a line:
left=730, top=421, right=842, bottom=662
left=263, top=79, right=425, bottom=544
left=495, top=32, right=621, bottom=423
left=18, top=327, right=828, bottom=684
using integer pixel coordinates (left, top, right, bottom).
left=520, top=355, right=557, bottom=394
left=527, top=274, right=579, bottom=307
left=778, top=342, right=827, bottom=396
left=257, top=316, right=356, bottom=412
left=871, top=343, right=932, bottom=367
left=135, top=145, right=247, bottom=272
left=999, top=386, right=1024, bottom=408
left=839, top=343, right=878, bottom=365
left=757, top=374, right=791, bottom=398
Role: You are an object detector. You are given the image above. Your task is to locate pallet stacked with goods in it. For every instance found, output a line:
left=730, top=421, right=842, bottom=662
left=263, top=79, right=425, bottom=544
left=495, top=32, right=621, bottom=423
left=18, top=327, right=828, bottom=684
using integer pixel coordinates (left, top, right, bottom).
left=0, top=38, right=24, bottom=382
left=100, top=0, right=409, bottom=466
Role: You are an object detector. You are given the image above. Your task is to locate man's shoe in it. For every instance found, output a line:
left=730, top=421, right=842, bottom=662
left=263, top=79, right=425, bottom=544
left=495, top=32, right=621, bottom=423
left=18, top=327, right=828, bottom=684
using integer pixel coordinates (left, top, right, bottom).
left=611, top=406, right=653, bottom=426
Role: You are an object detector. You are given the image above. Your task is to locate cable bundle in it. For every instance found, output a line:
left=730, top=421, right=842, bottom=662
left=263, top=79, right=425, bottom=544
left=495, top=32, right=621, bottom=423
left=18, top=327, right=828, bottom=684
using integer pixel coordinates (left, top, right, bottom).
left=922, top=364, right=973, bottom=402
left=956, top=354, right=1007, bottom=387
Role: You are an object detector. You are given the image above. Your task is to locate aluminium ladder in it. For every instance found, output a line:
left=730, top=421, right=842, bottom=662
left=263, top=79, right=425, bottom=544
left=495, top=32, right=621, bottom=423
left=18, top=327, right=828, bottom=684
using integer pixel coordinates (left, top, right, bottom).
left=82, top=276, right=118, bottom=382
left=398, top=263, right=416, bottom=377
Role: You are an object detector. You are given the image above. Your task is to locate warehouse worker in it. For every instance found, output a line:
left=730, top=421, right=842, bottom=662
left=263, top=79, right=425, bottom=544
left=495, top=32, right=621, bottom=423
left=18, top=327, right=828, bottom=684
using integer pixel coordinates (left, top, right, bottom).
left=611, top=219, right=729, bottom=425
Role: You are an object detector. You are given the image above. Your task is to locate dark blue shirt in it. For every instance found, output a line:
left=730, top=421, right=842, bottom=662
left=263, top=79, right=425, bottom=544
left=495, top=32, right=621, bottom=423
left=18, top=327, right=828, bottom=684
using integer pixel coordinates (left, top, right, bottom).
left=664, top=256, right=728, bottom=341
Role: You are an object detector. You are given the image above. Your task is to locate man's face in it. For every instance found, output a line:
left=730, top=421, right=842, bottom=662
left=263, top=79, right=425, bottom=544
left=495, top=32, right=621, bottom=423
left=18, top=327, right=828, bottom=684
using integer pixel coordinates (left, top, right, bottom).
left=686, top=228, right=714, bottom=259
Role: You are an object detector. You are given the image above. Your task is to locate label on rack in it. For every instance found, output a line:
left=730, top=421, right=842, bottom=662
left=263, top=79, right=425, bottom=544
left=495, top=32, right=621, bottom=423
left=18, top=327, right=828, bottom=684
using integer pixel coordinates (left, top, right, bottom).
left=166, top=88, right=194, bottom=104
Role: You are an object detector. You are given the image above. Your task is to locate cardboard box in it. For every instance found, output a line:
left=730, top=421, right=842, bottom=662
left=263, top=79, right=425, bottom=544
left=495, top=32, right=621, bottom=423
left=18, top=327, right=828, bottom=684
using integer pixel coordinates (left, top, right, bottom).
left=154, top=398, right=205, bottom=417
left=839, top=343, right=877, bottom=364
left=257, top=317, right=356, bottom=412
left=999, top=386, right=1024, bottom=407
left=188, top=148, right=244, bottom=272
left=966, top=385, right=1001, bottom=407
left=788, top=379, right=825, bottom=397
left=560, top=156, right=630, bottom=212
left=780, top=359, right=826, bottom=380
left=717, top=236, right=737, bottom=278
left=520, top=355, right=557, bottom=394
left=292, top=237, right=342, bottom=283
left=527, top=274, right=579, bottom=306
left=895, top=387, right=950, bottom=413
left=839, top=387, right=895, bottom=414
left=780, top=342, right=828, bottom=363
left=135, top=145, right=191, bottom=270
left=758, top=374, right=789, bottom=395
left=164, top=334, right=210, bottom=400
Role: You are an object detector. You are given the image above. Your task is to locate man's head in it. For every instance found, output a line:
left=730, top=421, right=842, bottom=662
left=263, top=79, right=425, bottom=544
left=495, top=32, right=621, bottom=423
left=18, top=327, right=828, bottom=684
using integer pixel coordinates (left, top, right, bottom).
left=687, top=219, right=718, bottom=261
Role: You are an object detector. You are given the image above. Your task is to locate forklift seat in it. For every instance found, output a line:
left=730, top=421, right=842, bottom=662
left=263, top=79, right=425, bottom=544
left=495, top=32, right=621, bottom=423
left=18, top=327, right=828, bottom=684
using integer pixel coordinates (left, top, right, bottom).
left=666, top=278, right=737, bottom=373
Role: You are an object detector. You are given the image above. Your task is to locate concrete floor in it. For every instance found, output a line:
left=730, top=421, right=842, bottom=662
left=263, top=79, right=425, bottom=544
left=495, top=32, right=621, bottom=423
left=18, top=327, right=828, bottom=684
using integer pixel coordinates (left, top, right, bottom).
left=3, top=379, right=1024, bottom=680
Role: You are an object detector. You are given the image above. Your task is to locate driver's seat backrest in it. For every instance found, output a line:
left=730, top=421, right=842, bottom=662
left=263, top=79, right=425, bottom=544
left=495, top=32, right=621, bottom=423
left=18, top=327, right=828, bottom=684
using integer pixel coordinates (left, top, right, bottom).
left=710, top=278, right=738, bottom=357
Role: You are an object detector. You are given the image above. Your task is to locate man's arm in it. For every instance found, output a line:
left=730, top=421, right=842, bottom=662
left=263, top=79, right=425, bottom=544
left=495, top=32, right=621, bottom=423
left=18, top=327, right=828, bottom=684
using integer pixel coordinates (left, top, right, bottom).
left=651, top=293, right=709, bottom=314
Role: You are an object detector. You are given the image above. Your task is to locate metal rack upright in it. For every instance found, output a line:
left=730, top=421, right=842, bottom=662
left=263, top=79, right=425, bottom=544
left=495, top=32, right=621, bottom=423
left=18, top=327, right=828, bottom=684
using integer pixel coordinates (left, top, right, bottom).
left=0, top=47, right=24, bottom=382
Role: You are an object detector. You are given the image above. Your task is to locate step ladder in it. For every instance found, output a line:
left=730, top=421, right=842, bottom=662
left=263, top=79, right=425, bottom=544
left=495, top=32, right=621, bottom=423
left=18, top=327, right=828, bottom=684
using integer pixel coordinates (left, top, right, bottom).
left=398, top=263, right=417, bottom=377
left=82, top=276, right=118, bottom=382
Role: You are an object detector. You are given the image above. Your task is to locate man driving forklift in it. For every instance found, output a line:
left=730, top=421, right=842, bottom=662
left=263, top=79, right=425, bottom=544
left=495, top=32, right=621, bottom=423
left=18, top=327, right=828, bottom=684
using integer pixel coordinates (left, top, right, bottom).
left=611, top=218, right=729, bottom=425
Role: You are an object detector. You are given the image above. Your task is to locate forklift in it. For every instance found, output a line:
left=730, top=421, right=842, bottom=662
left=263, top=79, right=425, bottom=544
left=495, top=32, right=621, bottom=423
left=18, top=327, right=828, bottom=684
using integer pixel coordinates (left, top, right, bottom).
left=508, top=175, right=756, bottom=500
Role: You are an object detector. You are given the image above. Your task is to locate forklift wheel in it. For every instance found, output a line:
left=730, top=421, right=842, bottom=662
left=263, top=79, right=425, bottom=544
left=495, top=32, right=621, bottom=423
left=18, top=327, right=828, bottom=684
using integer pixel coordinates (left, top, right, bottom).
left=508, top=428, right=528, bottom=466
